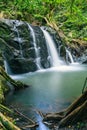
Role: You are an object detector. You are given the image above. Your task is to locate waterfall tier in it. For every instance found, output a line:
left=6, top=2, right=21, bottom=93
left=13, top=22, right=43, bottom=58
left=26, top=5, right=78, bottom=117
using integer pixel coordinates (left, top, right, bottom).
left=0, top=19, right=78, bottom=74
left=41, top=28, right=64, bottom=66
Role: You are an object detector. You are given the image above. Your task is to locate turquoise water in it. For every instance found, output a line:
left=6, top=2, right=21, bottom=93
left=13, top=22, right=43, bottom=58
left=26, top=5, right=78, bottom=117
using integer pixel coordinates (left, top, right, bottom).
left=6, top=64, right=87, bottom=129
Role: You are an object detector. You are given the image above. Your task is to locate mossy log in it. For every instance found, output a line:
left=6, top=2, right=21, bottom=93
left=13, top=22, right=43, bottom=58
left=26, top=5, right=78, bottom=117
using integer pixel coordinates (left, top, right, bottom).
left=0, top=122, right=7, bottom=130
left=0, top=66, right=28, bottom=90
left=0, top=104, right=38, bottom=129
left=0, top=104, right=13, bottom=113
left=43, top=88, right=87, bottom=128
left=0, top=112, right=21, bottom=130
left=0, top=81, right=4, bottom=103
left=59, top=100, right=87, bottom=128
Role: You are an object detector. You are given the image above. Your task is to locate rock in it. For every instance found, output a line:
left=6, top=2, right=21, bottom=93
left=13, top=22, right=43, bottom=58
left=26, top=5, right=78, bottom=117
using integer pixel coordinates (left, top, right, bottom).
left=6, top=58, right=37, bottom=74
left=1, top=19, right=87, bottom=73
left=0, top=19, right=53, bottom=73
left=0, top=19, right=37, bottom=73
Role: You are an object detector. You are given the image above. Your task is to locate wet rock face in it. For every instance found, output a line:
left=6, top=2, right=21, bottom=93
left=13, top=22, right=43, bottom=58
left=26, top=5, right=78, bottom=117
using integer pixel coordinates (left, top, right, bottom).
left=68, top=45, right=87, bottom=64
left=77, top=49, right=87, bottom=64
left=1, top=19, right=87, bottom=74
left=0, top=19, right=51, bottom=74
left=7, top=58, right=37, bottom=74
left=32, top=26, right=51, bottom=68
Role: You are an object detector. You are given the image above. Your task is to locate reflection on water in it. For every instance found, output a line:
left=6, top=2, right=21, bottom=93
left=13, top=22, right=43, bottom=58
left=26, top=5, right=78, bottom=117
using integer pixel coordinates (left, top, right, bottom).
left=6, top=65, right=87, bottom=129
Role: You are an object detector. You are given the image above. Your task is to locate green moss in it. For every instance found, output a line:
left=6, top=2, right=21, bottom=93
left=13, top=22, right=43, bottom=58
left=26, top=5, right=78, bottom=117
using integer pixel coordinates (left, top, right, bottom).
left=0, top=76, right=9, bottom=103
left=0, top=81, right=4, bottom=103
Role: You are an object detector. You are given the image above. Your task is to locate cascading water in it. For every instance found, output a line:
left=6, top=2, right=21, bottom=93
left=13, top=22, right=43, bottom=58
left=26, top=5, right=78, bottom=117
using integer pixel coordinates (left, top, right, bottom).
left=27, top=24, right=42, bottom=69
left=4, top=60, right=12, bottom=74
left=66, top=48, right=79, bottom=65
left=41, top=28, right=63, bottom=67
left=2, top=19, right=77, bottom=74
left=66, top=49, right=74, bottom=63
left=13, top=21, right=23, bottom=57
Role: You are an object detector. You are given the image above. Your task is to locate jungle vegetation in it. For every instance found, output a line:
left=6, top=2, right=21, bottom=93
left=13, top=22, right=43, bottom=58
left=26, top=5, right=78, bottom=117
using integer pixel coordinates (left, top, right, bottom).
left=0, top=0, right=87, bottom=45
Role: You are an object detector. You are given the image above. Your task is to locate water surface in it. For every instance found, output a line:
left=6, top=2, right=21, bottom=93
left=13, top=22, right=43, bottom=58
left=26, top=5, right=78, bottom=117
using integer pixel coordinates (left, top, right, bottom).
left=6, top=65, right=87, bottom=129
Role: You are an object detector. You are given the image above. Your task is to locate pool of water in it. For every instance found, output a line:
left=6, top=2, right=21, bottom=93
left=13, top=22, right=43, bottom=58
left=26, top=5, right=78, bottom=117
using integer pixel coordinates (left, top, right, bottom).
left=6, top=64, right=87, bottom=129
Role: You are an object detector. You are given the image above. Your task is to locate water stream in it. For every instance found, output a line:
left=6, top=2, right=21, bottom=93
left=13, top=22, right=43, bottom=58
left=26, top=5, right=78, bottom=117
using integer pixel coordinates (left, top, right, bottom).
left=42, top=29, right=63, bottom=66
left=13, top=21, right=23, bottom=57
left=66, top=49, right=74, bottom=63
left=27, top=24, right=42, bottom=69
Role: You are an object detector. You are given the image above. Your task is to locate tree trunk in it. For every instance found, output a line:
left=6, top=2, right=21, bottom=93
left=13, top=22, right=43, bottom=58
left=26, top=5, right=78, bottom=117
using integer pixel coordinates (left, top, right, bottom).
left=43, top=88, right=87, bottom=128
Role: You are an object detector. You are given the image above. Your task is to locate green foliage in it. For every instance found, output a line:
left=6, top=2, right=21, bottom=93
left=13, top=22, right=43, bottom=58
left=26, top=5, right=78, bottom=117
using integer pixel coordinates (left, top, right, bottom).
left=0, top=0, right=87, bottom=43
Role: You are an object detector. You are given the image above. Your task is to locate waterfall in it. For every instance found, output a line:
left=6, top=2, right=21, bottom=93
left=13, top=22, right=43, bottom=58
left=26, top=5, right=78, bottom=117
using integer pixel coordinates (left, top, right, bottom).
left=41, top=28, right=63, bottom=67
left=2, top=19, right=79, bottom=74
left=4, top=60, right=12, bottom=74
left=13, top=22, right=23, bottom=57
left=27, top=24, right=41, bottom=69
left=66, top=49, right=74, bottom=63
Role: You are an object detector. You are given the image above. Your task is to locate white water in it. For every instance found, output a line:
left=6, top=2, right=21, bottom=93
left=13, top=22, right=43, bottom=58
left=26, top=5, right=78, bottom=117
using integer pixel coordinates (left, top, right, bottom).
left=41, top=29, right=63, bottom=66
left=4, top=60, right=12, bottom=74
left=13, top=24, right=23, bottom=57
left=27, top=24, right=41, bottom=69
left=66, top=49, right=74, bottom=63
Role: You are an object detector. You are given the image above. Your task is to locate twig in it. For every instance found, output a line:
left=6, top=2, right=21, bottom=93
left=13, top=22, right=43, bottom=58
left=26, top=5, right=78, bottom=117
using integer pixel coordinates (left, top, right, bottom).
left=11, top=107, right=35, bottom=124
left=33, top=108, right=45, bottom=118
left=21, top=123, right=38, bottom=129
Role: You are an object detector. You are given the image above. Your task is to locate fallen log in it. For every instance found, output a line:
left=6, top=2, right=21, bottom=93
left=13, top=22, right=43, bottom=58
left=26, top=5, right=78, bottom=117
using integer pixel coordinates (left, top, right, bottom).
left=0, top=122, right=7, bottom=130
left=0, top=104, right=13, bottom=113
left=22, top=124, right=39, bottom=129
left=0, top=80, right=4, bottom=103
left=59, top=100, right=87, bottom=128
left=43, top=113, right=63, bottom=121
left=65, top=88, right=87, bottom=116
left=0, top=104, right=38, bottom=129
left=0, top=112, right=21, bottom=130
